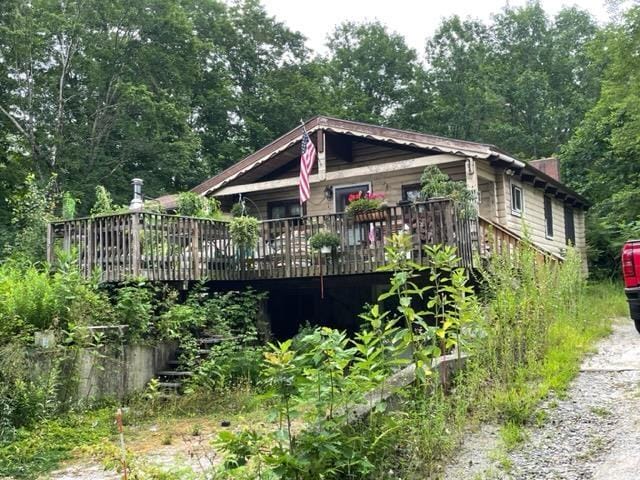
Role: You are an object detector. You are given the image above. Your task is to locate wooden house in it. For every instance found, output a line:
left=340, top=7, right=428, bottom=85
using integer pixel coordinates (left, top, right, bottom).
left=49, top=116, right=589, bottom=336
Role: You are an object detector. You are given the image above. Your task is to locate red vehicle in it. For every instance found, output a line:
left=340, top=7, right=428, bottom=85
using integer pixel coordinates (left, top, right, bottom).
left=622, top=240, right=640, bottom=333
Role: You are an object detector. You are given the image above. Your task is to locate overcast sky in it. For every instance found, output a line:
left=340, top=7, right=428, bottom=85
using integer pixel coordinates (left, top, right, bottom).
left=260, top=0, right=615, bottom=55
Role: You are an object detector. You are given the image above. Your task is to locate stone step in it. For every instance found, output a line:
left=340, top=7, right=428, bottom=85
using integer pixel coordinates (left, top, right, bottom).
left=157, top=381, right=182, bottom=389
left=157, top=371, right=193, bottom=377
left=198, top=336, right=225, bottom=344
left=167, top=359, right=180, bottom=366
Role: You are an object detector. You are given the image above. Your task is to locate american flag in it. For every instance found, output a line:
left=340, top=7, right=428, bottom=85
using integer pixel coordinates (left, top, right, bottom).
left=299, top=130, right=317, bottom=204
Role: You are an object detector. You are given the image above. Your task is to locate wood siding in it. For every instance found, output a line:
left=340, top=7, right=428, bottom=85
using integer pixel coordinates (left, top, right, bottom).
left=226, top=163, right=466, bottom=220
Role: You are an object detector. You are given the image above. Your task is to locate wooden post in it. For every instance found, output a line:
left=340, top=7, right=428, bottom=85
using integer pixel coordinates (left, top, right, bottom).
left=192, top=221, right=200, bottom=280
left=46, top=223, right=54, bottom=264
left=317, top=129, right=326, bottom=181
left=131, top=213, right=141, bottom=278
left=284, top=220, right=292, bottom=278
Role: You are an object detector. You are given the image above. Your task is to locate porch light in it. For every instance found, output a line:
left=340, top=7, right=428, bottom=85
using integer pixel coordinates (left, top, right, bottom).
left=129, top=178, right=144, bottom=210
left=324, top=186, right=333, bottom=200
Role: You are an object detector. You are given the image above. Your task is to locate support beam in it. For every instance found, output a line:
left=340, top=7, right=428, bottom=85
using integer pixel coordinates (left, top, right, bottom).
left=213, top=153, right=461, bottom=196
left=317, top=129, right=326, bottom=181
left=465, top=158, right=479, bottom=208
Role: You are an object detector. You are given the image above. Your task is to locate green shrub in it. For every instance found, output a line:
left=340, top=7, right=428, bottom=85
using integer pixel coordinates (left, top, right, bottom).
left=90, top=185, right=115, bottom=216
left=176, top=192, right=222, bottom=219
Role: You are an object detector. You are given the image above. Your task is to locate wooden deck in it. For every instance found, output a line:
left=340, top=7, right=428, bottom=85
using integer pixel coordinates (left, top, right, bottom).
left=47, top=199, right=556, bottom=284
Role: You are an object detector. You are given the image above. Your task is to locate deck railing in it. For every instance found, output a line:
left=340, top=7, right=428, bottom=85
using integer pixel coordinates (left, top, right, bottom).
left=48, top=199, right=478, bottom=283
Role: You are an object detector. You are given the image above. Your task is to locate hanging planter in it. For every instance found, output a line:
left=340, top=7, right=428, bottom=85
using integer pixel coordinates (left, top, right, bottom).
left=345, top=191, right=388, bottom=222
left=353, top=208, right=388, bottom=223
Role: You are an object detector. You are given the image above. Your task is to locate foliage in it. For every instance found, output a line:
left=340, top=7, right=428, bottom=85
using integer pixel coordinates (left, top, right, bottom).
left=61, top=192, right=77, bottom=220
left=560, top=6, right=640, bottom=276
left=90, top=186, right=115, bottom=216
left=308, top=230, right=341, bottom=251
left=0, top=407, right=113, bottom=478
left=215, top=234, right=480, bottom=479
left=229, top=216, right=260, bottom=250
left=3, top=174, right=58, bottom=262
left=176, top=192, right=221, bottom=219
left=344, top=191, right=386, bottom=217
left=113, top=282, right=155, bottom=342
left=420, top=165, right=477, bottom=217
left=158, top=287, right=269, bottom=391
left=231, top=201, right=247, bottom=218
left=0, top=257, right=113, bottom=343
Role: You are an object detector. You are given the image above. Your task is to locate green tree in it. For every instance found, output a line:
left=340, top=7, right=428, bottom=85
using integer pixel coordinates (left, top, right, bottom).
left=561, top=6, right=640, bottom=275
left=325, top=21, right=420, bottom=125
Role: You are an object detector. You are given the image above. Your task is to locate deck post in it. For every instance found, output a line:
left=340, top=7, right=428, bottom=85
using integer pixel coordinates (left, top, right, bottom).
left=46, top=223, right=54, bottom=264
left=131, top=212, right=141, bottom=278
left=192, top=221, right=201, bottom=281
left=317, top=129, right=326, bottom=181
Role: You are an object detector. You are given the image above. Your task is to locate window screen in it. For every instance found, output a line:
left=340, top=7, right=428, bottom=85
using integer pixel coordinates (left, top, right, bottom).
left=564, top=205, right=575, bottom=246
left=544, top=196, right=554, bottom=238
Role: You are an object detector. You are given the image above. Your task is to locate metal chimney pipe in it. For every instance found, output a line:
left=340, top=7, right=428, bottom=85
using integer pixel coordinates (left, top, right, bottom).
left=129, top=178, right=144, bottom=210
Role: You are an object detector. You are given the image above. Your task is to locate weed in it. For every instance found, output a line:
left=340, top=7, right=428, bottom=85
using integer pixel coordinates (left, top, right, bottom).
left=161, top=432, right=173, bottom=445
left=499, top=421, right=527, bottom=450
left=590, top=406, right=612, bottom=417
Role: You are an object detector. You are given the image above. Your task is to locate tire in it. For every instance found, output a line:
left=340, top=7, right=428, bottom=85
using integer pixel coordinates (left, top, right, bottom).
left=635, top=318, right=640, bottom=335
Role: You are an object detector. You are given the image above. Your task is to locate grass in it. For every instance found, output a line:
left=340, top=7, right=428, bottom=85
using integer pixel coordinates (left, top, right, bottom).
left=488, top=280, right=626, bottom=452
left=0, top=408, right=114, bottom=479
left=0, top=384, right=263, bottom=479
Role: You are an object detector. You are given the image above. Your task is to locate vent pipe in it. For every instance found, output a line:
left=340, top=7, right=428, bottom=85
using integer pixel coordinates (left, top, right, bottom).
left=129, top=178, right=144, bottom=210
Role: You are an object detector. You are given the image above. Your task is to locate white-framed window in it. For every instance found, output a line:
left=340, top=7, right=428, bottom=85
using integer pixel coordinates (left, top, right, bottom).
left=544, top=196, right=554, bottom=239
left=511, top=182, right=523, bottom=216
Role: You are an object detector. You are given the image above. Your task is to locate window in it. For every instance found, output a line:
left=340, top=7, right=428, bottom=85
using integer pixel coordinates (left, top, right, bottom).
left=511, top=183, right=523, bottom=216
left=564, top=205, right=575, bottom=246
left=334, top=184, right=370, bottom=213
left=544, top=196, right=554, bottom=239
left=268, top=200, right=303, bottom=220
left=402, top=183, right=422, bottom=202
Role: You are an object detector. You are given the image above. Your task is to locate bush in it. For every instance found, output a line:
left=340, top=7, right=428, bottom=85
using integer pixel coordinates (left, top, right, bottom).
left=0, top=258, right=113, bottom=344
left=176, top=192, right=222, bottom=219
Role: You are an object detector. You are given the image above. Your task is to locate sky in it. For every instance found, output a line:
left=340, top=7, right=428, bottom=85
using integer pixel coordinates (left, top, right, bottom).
left=260, top=0, right=614, bottom=55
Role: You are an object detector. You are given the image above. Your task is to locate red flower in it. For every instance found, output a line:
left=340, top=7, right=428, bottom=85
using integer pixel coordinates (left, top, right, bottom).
left=347, top=192, right=362, bottom=202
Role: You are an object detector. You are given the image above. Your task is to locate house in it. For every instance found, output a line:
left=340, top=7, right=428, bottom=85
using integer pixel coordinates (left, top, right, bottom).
left=160, top=115, right=588, bottom=263
left=49, top=116, right=589, bottom=336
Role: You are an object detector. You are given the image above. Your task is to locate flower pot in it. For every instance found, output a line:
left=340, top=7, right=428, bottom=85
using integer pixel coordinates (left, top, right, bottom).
left=320, top=245, right=332, bottom=254
left=353, top=209, right=388, bottom=223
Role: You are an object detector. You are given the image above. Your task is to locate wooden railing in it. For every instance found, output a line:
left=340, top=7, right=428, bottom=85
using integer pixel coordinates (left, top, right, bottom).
left=477, top=216, right=562, bottom=264
left=48, top=199, right=477, bottom=283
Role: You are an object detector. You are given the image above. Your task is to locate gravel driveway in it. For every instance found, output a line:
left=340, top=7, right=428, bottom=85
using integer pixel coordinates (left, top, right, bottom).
left=444, top=317, right=640, bottom=480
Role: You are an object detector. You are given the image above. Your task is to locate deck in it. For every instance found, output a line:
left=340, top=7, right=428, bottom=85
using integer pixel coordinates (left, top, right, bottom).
left=47, top=199, right=542, bottom=283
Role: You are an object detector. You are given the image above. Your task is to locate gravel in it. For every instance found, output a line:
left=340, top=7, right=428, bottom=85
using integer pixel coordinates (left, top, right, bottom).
left=443, top=318, right=640, bottom=480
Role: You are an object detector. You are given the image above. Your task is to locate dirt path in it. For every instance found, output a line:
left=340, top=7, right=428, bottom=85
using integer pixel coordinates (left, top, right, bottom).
left=443, top=317, right=640, bottom=480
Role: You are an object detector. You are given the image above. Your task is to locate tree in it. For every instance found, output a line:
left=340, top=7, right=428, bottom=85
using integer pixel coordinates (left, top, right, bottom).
left=325, top=21, right=420, bottom=125
left=560, top=6, right=640, bottom=275
left=406, top=16, right=498, bottom=141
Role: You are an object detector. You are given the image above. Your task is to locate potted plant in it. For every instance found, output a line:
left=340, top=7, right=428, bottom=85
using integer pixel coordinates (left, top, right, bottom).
left=420, top=165, right=476, bottom=218
left=309, top=230, right=341, bottom=254
left=345, top=191, right=388, bottom=222
left=229, top=216, right=260, bottom=254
